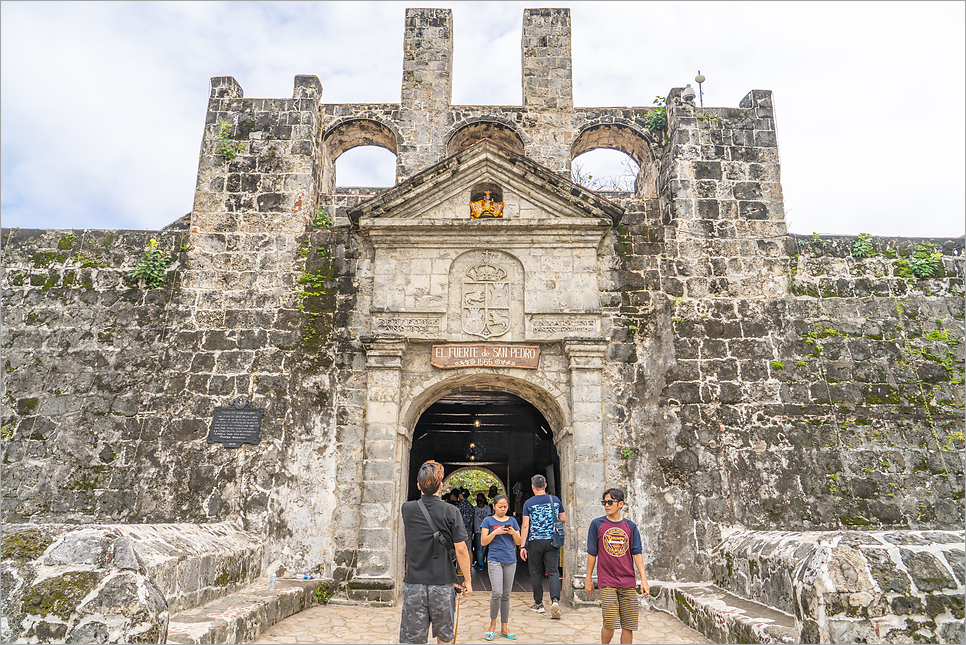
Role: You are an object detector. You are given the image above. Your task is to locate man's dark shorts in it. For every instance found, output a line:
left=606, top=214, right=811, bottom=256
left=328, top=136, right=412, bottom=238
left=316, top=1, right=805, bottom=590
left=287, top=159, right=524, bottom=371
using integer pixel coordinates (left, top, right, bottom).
left=399, top=583, right=457, bottom=643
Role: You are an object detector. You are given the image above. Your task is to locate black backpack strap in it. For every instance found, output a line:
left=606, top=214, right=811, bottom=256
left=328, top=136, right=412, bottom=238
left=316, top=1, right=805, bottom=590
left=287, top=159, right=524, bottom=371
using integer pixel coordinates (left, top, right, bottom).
left=417, top=499, right=442, bottom=559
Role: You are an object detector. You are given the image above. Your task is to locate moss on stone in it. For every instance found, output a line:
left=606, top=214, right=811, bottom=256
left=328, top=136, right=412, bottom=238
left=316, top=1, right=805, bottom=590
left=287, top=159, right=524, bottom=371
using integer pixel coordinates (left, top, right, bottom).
left=71, top=252, right=108, bottom=269
left=676, top=593, right=696, bottom=614
left=16, top=397, right=39, bottom=416
left=0, top=529, right=53, bottom=561
left=214, top=567, right=231, bottom=587
left=32, top=251, right=65, bottom=268
left=22, top=571, right=101, bottom=621
left=864, top=387, right=900, bottom=405
left=297, top=239, right=339, bottom=366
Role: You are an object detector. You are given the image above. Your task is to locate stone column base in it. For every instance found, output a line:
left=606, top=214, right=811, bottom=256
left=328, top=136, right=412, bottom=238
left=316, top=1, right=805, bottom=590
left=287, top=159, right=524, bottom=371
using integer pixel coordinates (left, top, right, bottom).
left=347, top=577, right=396, bottom=605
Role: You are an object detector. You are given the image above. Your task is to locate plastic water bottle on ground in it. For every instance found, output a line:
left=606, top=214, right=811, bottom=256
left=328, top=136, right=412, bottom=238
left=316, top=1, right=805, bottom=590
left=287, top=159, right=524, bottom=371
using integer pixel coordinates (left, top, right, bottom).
left=269, top=572, right=276, bottom=591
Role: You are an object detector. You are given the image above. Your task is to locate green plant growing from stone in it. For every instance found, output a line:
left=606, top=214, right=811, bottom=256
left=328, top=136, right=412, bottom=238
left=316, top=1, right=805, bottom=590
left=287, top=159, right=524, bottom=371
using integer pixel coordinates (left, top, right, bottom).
left=128, top=239, right=172, bottom=289
left=313, top=208, right=333, bottom=228
left=214, top=121, right=245, bottom=160
left=810, top=232, right=826, bottom=248
left=851, top=233, right=874, bottom=259
left=643, top=96, right=667, bottom=132
left=910, top=243, right=942, bottom=279
left=315, top=582, right=333, bottom=605
left=621, top=447, right=632, bottom=459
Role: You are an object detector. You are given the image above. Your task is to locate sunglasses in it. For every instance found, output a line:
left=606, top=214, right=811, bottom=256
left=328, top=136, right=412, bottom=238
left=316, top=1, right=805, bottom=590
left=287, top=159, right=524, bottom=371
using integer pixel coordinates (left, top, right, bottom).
left=601, top=500, right=619, bottom=506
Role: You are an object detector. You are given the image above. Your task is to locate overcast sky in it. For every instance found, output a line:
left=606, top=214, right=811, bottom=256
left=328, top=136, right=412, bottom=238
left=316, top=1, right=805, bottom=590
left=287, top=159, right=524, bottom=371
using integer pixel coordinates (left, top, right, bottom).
left=2, top=1, right=964, bottom=237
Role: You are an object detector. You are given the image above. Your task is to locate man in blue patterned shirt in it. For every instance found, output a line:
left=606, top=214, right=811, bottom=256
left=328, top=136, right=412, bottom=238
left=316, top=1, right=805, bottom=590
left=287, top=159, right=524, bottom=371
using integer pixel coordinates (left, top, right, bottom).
left=520, top=474, right=566, bottom=619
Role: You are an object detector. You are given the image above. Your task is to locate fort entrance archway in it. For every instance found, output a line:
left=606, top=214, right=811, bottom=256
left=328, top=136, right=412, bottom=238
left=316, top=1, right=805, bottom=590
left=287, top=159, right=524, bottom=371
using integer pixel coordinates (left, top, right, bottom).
left=407, top=391, right=560, bottom=519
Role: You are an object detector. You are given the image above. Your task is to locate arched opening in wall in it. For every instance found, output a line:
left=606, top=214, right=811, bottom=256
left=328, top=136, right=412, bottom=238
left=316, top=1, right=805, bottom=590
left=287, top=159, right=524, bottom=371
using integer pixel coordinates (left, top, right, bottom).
left=321, top=119, right=398, bottom=192
left=335, top=146, right=396, bottom=189
left=407, top=391, right=559, bottom=519
left=440, top=467, right=506, bottom=501
left=570, top=124, right=659, bottom=198
left=571, top=149, right=639, bottom=192
left=446, top=122, right=526, bottom=158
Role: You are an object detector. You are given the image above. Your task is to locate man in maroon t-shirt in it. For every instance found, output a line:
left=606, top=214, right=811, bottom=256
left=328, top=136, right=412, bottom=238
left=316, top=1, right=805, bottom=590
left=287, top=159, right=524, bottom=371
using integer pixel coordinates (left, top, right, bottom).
left=585, top=488, right=650, bottom=644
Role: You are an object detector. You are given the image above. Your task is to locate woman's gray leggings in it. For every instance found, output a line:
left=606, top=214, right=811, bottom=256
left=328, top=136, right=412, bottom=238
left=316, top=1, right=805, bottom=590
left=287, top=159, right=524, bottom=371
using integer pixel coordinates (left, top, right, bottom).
left=487, top=561, right=516, bottom=623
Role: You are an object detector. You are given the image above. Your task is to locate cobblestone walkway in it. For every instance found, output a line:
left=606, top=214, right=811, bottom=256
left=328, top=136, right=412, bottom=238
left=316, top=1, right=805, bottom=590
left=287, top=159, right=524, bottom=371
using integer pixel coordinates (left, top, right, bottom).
left=253, top=594, right=712, bottom=644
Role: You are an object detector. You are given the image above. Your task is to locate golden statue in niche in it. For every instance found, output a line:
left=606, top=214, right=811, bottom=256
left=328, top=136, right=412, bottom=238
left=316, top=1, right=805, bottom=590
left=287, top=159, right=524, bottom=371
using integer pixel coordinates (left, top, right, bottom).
left=470, top=190, right=504, bottom=218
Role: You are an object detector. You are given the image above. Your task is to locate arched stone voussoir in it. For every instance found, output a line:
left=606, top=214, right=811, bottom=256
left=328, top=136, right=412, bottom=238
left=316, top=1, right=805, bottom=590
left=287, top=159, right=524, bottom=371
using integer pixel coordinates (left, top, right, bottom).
left=322, top=117, right=401, bottom=159
left=445, top=118, right=530, bottom=157
left=570, top=121, right=659, bottom=168
left=400, top=371, right=570, bottom=443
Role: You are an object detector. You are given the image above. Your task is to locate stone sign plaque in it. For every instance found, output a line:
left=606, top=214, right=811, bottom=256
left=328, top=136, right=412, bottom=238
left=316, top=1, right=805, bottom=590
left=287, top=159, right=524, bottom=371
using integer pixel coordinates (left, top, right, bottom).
left=207, top=396, right=264, bottom=448
left=528, top=313, right=599, bottom=338
left=373, top=313, right=443, bottom=337
left=432, top=344, right=540, bottom=369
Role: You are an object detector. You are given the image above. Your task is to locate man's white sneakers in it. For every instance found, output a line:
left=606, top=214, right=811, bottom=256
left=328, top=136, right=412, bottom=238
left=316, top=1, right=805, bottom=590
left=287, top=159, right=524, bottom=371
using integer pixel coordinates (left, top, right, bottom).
left=550, top=600, right=561, bottom=619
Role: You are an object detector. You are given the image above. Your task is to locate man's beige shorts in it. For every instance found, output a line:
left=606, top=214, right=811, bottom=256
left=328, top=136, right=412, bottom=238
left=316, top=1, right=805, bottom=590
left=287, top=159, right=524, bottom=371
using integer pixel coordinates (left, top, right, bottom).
left=599, top=586, right=639, bottom=631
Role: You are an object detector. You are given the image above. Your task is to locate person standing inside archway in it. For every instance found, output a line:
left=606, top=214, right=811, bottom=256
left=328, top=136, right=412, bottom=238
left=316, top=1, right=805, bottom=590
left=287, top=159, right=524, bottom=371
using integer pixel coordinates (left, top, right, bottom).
left=457, top=488, right=475, bottom=567
left=473, top=492, right=493, bottom=570
left=519, top=474, right=566, bottom=619
left=399, top=461, right=473, bottom=644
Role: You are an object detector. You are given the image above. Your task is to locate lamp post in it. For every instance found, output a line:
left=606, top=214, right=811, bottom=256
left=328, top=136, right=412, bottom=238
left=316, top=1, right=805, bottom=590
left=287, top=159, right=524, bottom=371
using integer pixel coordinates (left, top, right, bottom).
left=695, top=71, right=705, bottom=108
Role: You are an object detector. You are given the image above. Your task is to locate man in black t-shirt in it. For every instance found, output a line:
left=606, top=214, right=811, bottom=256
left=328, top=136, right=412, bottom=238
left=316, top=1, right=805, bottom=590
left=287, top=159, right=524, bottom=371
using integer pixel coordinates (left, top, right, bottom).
left=400, top=461, right=473, bottom=644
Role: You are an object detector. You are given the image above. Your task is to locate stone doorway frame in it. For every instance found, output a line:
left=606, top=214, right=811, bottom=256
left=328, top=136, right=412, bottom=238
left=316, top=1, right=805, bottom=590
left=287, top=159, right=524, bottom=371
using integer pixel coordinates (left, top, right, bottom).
left=352, top=337, right=607, bottom=605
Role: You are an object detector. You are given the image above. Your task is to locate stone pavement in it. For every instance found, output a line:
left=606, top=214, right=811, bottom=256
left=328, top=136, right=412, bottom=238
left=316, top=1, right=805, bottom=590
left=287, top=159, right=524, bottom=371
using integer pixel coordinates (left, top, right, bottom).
left=252, top=594, right=713, bottom=644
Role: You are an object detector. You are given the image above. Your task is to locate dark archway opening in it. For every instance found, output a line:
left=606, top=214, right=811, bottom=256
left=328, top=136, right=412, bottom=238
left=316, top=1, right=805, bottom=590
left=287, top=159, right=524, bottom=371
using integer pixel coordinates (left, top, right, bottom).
left=407, top=391, right=559, bottom=522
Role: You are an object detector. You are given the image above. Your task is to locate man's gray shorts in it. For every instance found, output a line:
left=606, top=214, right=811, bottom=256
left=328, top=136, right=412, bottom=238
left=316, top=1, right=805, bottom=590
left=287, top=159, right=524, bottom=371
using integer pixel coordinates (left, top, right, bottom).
left=399, top=583, right=457, bottom=643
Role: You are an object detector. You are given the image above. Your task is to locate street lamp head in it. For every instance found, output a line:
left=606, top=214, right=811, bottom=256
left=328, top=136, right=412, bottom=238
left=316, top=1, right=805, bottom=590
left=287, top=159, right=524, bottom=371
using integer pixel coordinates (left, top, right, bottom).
left=682, top=84, right=696, bottom=104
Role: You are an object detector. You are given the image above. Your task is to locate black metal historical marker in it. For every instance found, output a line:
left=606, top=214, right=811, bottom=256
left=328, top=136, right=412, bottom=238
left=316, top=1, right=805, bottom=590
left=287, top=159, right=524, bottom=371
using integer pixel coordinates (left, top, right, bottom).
left=207, top=395, right=264, bottom=448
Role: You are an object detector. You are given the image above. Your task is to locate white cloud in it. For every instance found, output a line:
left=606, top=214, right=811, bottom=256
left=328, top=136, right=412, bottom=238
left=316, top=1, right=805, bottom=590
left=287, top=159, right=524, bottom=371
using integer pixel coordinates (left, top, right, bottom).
left=2, top=1, right=963, bottom=237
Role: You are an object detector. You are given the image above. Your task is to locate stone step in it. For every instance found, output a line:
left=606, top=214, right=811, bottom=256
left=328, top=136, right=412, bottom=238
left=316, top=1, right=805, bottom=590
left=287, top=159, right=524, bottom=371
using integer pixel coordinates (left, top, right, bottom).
left=650, top=582, right=798, bottom=644
left=165, top=578, right=332, bottom=644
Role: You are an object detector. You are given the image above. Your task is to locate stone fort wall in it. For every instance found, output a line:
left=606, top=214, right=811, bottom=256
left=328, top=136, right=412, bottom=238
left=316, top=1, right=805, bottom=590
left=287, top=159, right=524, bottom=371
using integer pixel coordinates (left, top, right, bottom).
left=2, top=7, right=964, bottom=644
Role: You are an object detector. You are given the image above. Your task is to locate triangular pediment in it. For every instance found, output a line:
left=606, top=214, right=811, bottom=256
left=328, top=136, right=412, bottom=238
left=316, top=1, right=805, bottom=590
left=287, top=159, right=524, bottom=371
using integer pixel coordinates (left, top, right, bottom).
left=349, top=139, right=624, bottom=225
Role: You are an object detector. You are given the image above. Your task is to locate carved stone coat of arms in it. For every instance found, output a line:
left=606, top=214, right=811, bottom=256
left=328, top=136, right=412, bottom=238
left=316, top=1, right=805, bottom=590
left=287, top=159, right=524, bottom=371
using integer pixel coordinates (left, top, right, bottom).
left=462, top=251, right=510, bottom=339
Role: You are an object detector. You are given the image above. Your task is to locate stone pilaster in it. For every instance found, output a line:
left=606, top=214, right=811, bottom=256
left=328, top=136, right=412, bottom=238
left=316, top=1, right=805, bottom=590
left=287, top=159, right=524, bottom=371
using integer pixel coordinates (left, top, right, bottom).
left=352, top=336, right=408, bottom=601
left=564, top=339, right=608, bottom=588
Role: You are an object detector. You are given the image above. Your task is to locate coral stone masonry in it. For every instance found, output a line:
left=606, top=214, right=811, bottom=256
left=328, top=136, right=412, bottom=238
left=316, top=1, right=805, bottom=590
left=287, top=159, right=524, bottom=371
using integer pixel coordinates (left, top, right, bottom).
left=2, top=7, right=964, bottom=645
